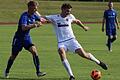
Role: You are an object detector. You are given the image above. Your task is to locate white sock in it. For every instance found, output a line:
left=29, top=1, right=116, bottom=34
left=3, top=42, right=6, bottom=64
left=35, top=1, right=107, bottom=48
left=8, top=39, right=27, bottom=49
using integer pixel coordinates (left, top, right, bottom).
left=62, top=59, right=74, bottom=77
left=89, top=53, right=100, bottom=64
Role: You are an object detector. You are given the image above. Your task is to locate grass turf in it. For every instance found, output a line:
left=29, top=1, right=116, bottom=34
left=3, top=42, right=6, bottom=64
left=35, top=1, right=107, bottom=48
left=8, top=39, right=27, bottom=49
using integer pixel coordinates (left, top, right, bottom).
left=0, top=1, right=120, bottom=80
left=0, top=24, right=120, bottom=80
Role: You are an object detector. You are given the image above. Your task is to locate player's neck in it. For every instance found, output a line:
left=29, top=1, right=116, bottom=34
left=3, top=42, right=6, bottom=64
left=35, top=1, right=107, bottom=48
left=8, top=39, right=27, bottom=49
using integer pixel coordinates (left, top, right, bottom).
left=108, top=7, right=113, bottom=10
left=60, top=13, right=67, bottom=18
left=28, top=10, right=34, bottom=16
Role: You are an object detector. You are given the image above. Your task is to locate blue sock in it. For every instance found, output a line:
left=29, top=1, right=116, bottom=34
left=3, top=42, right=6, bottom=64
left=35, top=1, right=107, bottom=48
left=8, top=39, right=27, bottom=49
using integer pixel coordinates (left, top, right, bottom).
left=33, top=55, right=40, bottom=73
left=6, top=58, right=14, bottom=73
left=107, top=38, right=112, bottom=50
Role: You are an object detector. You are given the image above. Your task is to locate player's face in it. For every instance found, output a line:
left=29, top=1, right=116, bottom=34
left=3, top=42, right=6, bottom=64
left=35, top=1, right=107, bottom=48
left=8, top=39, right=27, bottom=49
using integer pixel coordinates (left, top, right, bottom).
left=28, top=5, right=38, bottom=14
left=62, top=8, right=71, bottom=16
left=108, top=2, right=113, bottom=9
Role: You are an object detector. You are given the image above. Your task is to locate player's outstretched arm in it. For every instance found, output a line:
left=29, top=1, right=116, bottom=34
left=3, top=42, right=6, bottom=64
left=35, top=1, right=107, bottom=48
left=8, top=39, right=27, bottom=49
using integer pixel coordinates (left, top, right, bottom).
left=35, top=11, right=41, bottom=16
left=40, top=16, right=51, bottom=24
left=73, top=19, right=89, bottom=31
left=35, top=11, right=50, bottom=24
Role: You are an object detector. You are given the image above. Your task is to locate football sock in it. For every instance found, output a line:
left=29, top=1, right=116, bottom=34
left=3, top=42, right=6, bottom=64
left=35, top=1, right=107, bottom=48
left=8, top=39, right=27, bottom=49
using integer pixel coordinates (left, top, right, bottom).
left=33, top=55, right=40, bottom=73
left=6, top=58, right=14, bottom=73
left=62, top=59, right=74, bottom=77
left=107, top=38, right=112, bottom=50
left=88, top=53, right=100, bottom=64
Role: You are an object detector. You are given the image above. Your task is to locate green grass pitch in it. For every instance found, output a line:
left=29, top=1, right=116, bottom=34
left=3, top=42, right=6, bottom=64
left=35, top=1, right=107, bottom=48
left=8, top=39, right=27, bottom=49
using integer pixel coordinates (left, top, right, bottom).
left=0, top=1, right=120, bottom=80
left=0, top=24, right=120, bottom=80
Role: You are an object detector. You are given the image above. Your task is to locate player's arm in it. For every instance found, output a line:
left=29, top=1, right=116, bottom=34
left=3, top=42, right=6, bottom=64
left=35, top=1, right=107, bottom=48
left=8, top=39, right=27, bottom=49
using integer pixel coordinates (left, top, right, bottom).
left=22, top=21, right=42, bottom=31
left=35, top=11, right=41, bottom=16
left=73, top=19, right=89, bottom=31
left=35, top=11, right=50, bottom=24
left=102, top=17, right=106, bottom=32
left=40, top=16, right=51, bottom=23
left=115, top=17, right=119, bottom=29
left=102, top=10, right=107, bottom=32
left=21, top=11, right=42, bottom=31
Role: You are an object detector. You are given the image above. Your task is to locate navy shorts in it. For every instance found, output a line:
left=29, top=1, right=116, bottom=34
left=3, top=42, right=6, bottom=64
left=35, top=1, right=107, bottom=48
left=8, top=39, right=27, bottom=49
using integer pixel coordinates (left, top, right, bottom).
left=12, top=36, right=34, bottom=55
left=106, top=29, right=116, bottom=36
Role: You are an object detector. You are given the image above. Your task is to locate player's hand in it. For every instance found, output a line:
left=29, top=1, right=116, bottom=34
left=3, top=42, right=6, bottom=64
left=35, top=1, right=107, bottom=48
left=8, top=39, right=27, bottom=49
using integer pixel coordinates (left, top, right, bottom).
left=34, top=21, right=42, bottom=28
left=40, top=17, right=47, bottom=24
left=83, top=26, right=89, bottom=31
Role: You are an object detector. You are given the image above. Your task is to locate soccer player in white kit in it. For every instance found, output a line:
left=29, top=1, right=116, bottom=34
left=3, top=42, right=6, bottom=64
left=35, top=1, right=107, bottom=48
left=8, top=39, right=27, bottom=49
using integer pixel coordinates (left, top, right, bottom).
left=44, top=3, right=108, bottom=80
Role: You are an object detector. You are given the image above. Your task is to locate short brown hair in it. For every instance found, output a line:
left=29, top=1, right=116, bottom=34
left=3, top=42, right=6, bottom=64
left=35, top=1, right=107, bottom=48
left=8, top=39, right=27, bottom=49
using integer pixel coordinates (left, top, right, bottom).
left=61, top=3, right=72, bottom=9
left=27, top=1, right=38, bottom=7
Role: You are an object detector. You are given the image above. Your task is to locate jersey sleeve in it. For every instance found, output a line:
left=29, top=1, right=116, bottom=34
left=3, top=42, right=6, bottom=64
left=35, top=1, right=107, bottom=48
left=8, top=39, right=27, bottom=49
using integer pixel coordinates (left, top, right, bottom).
left=69, top=14, right=76, bottom=22
left=34, top=13, right=41, bottom=21
left=103, top=10, right=107, bottom=18
left=45, top=15, right=54, bottom=22
left=21, top=15, right=28, bottom=26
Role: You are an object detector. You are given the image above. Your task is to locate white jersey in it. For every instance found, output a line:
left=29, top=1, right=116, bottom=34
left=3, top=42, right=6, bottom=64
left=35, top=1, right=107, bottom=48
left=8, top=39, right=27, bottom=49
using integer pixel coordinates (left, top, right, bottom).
left=46, top=14, right=76, bottom=43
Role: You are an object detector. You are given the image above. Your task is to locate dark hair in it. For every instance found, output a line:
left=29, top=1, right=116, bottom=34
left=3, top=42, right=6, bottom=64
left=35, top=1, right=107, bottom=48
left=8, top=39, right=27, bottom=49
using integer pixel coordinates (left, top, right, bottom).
left=61, top=3, right=72, bottom=9
left=108, top=1, right=113, bottom=5
left=27, top=1, right=38, bottom=7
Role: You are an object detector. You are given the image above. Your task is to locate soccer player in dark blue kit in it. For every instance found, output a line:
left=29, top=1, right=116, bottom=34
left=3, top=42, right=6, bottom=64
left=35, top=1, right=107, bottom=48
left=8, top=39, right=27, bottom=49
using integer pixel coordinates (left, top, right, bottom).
left=102, top=1, right=119, bottom=52
left=4, top=1, right=46, bottom=78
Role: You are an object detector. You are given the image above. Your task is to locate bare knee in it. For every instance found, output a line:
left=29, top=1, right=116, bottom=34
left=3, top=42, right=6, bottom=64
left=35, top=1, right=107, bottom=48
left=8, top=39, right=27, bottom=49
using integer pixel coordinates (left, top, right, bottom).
left=58, top=48, right=66, bottom=61
left=75, top=48, right=89, bottom=59
left=29, top=46, right=38, bottom=56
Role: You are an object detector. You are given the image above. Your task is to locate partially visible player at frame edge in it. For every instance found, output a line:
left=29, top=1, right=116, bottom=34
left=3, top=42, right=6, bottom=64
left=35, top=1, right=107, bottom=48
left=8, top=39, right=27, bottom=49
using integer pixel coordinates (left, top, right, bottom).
left=39, top=3, right=108, bottom=80
left=4, top=1, right=46, bottom=78
left=102, top=1, right=119, bottom=52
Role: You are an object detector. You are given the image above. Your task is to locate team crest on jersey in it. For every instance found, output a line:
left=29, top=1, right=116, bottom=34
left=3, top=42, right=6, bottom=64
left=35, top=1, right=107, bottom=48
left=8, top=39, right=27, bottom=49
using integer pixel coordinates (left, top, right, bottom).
left=28, top=19, right=31, bottom=22
left=113, top=13, right=115, bottom=15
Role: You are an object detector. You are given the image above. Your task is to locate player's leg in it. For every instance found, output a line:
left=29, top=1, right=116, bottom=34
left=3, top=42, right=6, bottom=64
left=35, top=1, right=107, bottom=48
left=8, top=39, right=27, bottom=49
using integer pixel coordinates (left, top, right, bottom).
left=111, top=29, right=117, bottom=43
left=111, top=36, right=117, bottom=43
left=75, top=48, right=99, bottom=63
left=27, top=44, right=46, bottom=77
left=107, top=29, right=117, bottom=51
left=68, top=39, right=108, bottom=70
left=4, top=37, right=22, bottom=78
left=106, top=35, right=112, bottom=51
left=4, top=52, right=19, bottom=78
left=24, top=36, right=45, bottom=77
left=111, top=35, right=117, bottom=43
left=58, top=47, right=75, bottom=80
left=75, top=48, right=108, bottom=70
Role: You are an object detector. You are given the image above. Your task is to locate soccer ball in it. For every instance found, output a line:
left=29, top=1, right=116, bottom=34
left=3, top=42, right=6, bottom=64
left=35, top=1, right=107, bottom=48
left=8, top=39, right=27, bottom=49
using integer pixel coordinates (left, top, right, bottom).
left=90, top=69, right=101, bottom=80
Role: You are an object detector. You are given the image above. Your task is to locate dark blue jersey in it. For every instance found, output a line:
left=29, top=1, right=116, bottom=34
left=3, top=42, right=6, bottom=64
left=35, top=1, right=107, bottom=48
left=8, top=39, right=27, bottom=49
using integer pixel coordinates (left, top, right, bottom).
left=15, top=11, right=40, bottom=39
left=104, top=9, right=117, bottom=30
left=12, top=11, right=40, bottom=53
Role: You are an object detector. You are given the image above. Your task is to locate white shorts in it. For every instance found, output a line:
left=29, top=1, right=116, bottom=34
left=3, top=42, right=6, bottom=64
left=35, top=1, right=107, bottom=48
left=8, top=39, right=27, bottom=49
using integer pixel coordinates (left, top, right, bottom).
left=58, top=38, right=82, bottom=53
